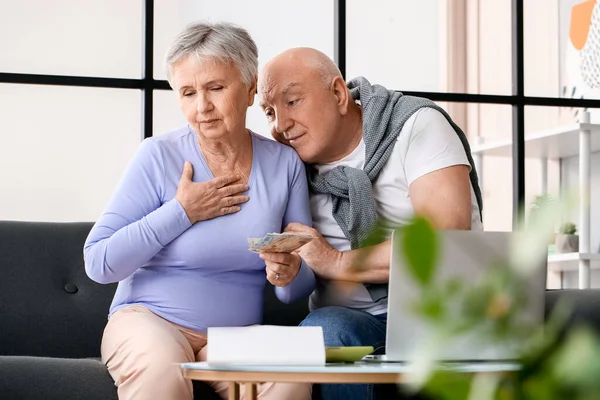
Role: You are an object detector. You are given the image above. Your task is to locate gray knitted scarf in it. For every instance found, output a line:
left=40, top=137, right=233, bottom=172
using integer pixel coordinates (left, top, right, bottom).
left=307, top=77, right=483, bottom=302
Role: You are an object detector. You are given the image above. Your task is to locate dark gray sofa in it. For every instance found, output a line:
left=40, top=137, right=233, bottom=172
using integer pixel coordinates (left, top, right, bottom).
left=2, top=220, right=600, bottom=400
left=0, top=221, right=309, bottom=400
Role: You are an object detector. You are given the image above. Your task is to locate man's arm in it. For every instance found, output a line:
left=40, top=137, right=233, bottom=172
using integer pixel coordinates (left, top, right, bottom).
left=288, top=165, right=472, bottom=283
left=334, top=240, right=390, bottom=283
left=288, top=108, right=476, bottom=284
left=333, top=164, right=473, bottom=282
left=284, top=223, right=389, bottom=283
left=409, top=165, right=472, bottom=230
left=403, top=108, right=475, bottom=231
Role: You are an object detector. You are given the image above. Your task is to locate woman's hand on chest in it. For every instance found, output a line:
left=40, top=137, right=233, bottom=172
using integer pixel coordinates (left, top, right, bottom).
left=175, top=161, right=250, bottom=224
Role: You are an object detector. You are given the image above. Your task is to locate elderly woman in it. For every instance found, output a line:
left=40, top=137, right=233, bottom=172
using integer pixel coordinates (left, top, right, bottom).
left=84, top=22, right=314, bottom=400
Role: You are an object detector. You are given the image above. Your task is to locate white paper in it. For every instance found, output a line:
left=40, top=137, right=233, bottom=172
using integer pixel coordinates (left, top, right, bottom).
left=206, top=325, right=325, bottom=366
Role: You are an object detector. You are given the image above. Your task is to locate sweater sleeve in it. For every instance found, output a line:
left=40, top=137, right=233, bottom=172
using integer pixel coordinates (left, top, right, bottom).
left=83, top=139, right=192, bottom=284
left=275, top=152, right=316, bottom=303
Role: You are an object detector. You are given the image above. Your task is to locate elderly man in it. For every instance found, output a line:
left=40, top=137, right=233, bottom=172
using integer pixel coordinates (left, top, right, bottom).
left=258, top=48, right=483, bottom=400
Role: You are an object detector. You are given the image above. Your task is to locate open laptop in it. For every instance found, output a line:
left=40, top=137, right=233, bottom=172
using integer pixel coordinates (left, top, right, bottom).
left=364, top=229, right=547, bottom=363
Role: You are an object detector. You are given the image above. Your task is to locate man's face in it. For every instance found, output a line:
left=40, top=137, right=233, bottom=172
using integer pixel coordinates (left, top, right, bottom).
left=258, top=67, right=342, bottom=164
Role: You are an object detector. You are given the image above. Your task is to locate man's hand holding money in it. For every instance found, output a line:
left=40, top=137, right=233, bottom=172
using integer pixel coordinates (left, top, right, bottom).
left=284, top=222, right=342, bottom=280
left=259, top=252, right=302, bottom=287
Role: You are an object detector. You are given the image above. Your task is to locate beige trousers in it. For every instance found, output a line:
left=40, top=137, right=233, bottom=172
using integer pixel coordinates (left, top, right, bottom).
left=101, top=305, right=312, bottom=400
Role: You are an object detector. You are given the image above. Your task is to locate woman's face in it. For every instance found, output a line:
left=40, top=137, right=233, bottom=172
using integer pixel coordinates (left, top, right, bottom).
left=171, top=56, right=256, bottom=140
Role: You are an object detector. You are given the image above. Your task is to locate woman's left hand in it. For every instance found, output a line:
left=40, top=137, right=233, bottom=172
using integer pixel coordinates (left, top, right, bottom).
left=260, top=252, right=302, bottom=287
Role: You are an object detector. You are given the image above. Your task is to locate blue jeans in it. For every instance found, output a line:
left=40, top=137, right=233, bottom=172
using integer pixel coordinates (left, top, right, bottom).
left=300, top=306, right=399, bottom=400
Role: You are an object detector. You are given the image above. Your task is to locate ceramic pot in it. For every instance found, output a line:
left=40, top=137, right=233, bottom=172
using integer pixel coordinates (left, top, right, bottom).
left=555, top=234, right=579, bottom=253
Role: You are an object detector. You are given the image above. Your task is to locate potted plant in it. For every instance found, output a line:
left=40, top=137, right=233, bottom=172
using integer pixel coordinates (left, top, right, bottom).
left=555, top=221, right=579, bottom=253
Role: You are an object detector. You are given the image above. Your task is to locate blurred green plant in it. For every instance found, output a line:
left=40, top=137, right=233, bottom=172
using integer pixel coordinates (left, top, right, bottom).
left=529, top=194, right=553, bottom=225
left=393, top=193, right=600, bottom=400
left=558, top=222, right=577, bottom=235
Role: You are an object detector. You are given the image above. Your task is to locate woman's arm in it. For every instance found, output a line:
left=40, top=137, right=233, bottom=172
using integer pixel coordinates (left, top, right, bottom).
left=84, top=139, right=191, bottom=284
left=273, top=153, right=315, bottom=303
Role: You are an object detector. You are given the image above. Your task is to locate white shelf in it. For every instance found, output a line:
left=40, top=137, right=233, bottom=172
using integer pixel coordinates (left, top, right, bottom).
left=471, top=123, right=600, bottom=159
left=547, top=253, right=600, bottom=272
left=474, top=112, right=595, bottom=288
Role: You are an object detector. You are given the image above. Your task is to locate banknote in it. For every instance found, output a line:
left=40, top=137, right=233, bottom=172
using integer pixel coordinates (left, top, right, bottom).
left=248, top=232, right=316, bottom=253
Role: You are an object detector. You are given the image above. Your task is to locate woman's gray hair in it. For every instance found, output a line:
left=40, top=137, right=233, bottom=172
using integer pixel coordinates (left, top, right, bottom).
left=165, top=21, right=258, bottom=88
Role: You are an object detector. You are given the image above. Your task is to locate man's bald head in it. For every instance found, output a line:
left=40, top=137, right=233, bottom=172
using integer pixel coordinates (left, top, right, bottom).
left=260, top=47, right=342, bottom=90
left=258, top=47, right=361, bottom=164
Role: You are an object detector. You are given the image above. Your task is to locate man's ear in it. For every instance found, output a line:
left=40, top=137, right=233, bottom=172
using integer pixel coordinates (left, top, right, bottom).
left=248, top=76, right=258, bottom=106
left=331, top=76, right=349, bottom=115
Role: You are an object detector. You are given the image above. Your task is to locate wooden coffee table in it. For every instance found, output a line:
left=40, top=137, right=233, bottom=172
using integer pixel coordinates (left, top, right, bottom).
left=181, top=361, right=520, bottom=400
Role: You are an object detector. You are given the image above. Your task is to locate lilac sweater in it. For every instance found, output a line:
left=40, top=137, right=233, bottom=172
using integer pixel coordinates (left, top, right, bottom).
left=84, top=127, right=315, bottom=332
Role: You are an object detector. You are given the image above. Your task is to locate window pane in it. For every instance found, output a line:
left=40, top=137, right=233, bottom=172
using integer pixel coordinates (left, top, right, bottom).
left=0, top=84, right=142, bottom=222
left=154, top=90, right=185, bottom=136
left=461, top=103, right=514, bottom=232
left=346, top=0, right=511, bottom=94
left=154, top=0, right=335, bottom=81
left=0, top=0, right=143, bottom=78
left=477, top=0, right=512, bottom=95
left=526, top=0, right=600, bottom=100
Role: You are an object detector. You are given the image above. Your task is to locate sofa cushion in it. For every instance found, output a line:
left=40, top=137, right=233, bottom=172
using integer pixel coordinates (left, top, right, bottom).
left=0, top=221, right=116, bottom=358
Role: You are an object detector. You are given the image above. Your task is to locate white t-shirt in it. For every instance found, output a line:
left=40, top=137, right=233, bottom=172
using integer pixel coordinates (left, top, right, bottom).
left=309, top=108, right=483, bottom=315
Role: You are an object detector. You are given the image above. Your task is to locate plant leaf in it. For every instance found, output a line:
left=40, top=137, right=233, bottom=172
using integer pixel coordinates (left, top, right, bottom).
left=551, top=327, right=600, bottom=389
left=422, top=371, right=473, bottom=400
left=401, top=217, right=438, bottom=286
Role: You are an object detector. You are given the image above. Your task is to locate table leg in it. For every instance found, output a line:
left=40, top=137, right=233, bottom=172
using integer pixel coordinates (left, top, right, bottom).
left=228, top=381, right=240, bottom=400
left=244, top=382, right=257, bottom=400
